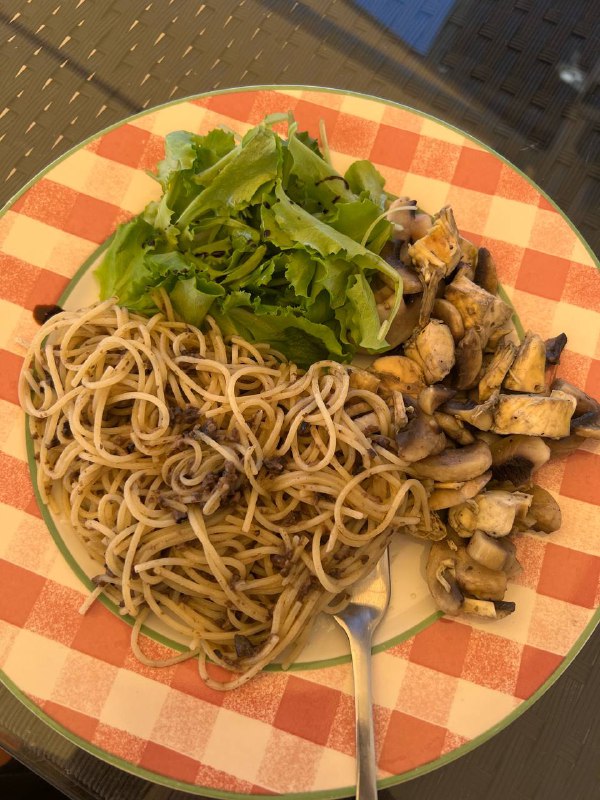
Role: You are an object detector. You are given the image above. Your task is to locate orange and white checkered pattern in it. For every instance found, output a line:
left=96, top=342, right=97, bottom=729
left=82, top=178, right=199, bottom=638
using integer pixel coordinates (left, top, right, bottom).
left=0, top=88, right=598, bottom=796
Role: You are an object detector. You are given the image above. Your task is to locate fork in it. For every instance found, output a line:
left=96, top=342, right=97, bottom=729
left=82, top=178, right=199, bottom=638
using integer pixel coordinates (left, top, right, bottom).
left=333, top=547, right=391, bottom=800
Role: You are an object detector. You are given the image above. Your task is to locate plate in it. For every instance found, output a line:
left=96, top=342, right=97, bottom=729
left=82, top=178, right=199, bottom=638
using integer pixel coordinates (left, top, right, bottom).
left=0, top=86, right=598, bottom=797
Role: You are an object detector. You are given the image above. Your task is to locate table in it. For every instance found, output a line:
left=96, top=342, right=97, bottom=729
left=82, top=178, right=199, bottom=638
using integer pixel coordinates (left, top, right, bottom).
left=1, top=2, right=598, bottom=799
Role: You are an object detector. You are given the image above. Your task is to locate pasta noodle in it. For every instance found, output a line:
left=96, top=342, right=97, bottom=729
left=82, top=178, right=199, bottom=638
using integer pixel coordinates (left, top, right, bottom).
left=19, top=299, right=429, bottom=690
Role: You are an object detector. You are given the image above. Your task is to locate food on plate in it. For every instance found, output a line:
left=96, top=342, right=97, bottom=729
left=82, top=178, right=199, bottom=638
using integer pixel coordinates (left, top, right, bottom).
left=20, top=299, right=430, bottom=690
left=20, top=113, right=599, bottom=686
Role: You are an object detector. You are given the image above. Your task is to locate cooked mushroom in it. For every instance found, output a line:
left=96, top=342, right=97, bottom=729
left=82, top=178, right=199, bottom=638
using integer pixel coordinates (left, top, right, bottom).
left=545, top=333, right=567, bottom=365
left=458, top=236, right=479, bottom=277
left=490, top=434, right=551, bottom=487
left=432, top=298, right=465, bottom=342
left=428, top=470, right=492, bottom=510
left=380, top=238, right=424, bottom=294
left=403, top=320, right=456, bottom=384
left=374, top=287, right=423, bottom=349
left=426, top=541, right=464, bottom=615
left=571, top=410, right=600, bottom=440
left=446, top=391, right=576, bottom=438
left=409, top=440, right=492, bottom=482
left=443, top=392, right=498, bottom=432
left=461, top=598, right=515, bottom=619
left=473, top=247, right=499, bottom=295
left=503, top=331, right=547, bottom=393
left=391, top=390, right=409, bottom=430
left=525, top=484, right=562, bottom=533
left=478, top=340, right=517, bottom=401
left=348, top=367, right=380, bottom=393
left=433, top=411, right=476, bottom=446
left=353, top=412, right=381, bottom=433
left=445, top=273, right=512, bottom=347
left=454, top=547, right=508, bottom=600
left=386, top=196, right=417, bottom=239
left=408, top=206, right=461, bottom=326
left=492, top=390, right=576, bottom=438
left=449, top=489, right=532, bottom=539
left=454, top=327, right=483, bottom=390
left=372, top=355, right=426, bottom=397
left=395, top=408, right=446, bottom=462
left=551, top=379, right=599, bottom=416
left=467, top=530, right=515, bottom=571
left=410, top=213, right=434, bottom=242
left=418, top=384, right=456, bottom=416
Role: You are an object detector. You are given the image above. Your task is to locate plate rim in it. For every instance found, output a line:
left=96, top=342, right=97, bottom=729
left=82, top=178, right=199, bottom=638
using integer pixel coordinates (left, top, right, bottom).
left=2, top=83, right=599, bottom=799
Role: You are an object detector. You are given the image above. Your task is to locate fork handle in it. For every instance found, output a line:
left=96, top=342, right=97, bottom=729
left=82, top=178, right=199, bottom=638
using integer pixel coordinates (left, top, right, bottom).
left=344, top=624, right=378, bottom=800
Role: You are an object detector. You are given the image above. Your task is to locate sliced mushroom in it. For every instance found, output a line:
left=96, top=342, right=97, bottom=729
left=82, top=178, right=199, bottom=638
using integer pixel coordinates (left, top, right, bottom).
left=462, top=598, right=515, bottom=619
left=571, top=410, right=600, bottom=440
left=454, top=327, right=483, bottom=390
left=545, top=434, right=581, bottom=458
left=374, top=289, right=423, bottom=350
left=526, top=485, right=562, bottom=533
left=418, top=384, right=456, bottom=416
left=458, top=236, right=479, bottom=277
left=348, top=367, right=380, bottom=393
left=445, top=273, right=512, bottom=347
left=490, top=434, right=551, bottom=487
left=380, top=239, right=424, bottom=294
left=432, top=298, right=465, bottom=342
left=449, top=490, right=532, bottom=539
left=446, top=391, right=576, bottom=438
left=478, top=340, right=517, bottom=402
left=404, top=320, right=456, bottom=384
left=467, top=530, right=515, bottom=571
left=545, top=333, right=567, bottom=365
left=454, top=547, right=508, bottom=600
left=410, top=213, right=434, bottom=242
left=408, top=206, right=461, bottom=326
left=353, top=412, right=381, bottom=433
left=372, top=355, right=426, bottom=398
left=551, top=379, right=599, bottom=416
left=409, top=440, right=492, bottom=482
left=433, top=411, right=476, bottom=446
left=492, top=390, right=576, bottom=438
left=426, top=542, right=464, bottom=615
left=443, top=392, right=499, bottom=432
left=486, top=324, right=515, bottom=353
left=503, top=331, right=547, bottom=393
left=395, top=408, right=446, bottom=463
left=386, top=197, right=417, bottom=239
left=473, top=247, right=499, bottom=295
left=428, top=470, right=492, bottom=510
left=391, top=390, right=409, bottom=430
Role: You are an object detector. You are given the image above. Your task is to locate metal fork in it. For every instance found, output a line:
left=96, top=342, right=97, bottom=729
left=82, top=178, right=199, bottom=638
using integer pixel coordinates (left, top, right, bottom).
left=333, top=547, right=391, bottom=800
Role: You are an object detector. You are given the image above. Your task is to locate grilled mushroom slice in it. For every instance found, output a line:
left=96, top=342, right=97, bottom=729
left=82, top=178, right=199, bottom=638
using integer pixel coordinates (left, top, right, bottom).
left=551, top=379, right=599, bottom=416
left=395, top=408, right=446, bottom=462
left=571, top=410, right=600, bottom=440
left=467, top=531, right=515, bottom=571
left=434, top=411, right=476, bottom=446
left=446, top=391, right=576, bottom=438
left=545, top=333, right=568, bottom=365
left=478, top=340, right=517, bottom=401
left=449, top=490, right=532, bottom=539
left=428, top=470, right=492, bottom=511
left=374, top=287, right=423, bottom=349
left=473, top=247, right=499, bottom=295
left=503, top=331, right=547, bottom=393
left=524, top=485, right=562, bottom=533
left=462, top=598, right=515, bottom=619
left=408, top=206, right=461, bottom=326
left=432, top=298, right=465, bottom=342
left=454, top=327, right=483, bottom=390
left=454, top=547, right=508, bottom=600
left=409, top=440, right=492, bottom=482
left=372, top=355, right=426, bottom=397
left=444, top=273, right=512, bottom=347
left=418, top=384, right=456, bottom=416
left=426, top=542, right=464, bottom=615
left=490, top=434, right=551, bottom=486
left=404, top=320, right=456, bottom=384
left=492, top=390, right=576, bottom=438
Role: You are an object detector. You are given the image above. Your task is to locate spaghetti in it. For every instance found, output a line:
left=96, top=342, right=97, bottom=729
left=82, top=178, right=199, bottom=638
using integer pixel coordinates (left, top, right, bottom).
left=19, top=299, right=429, bottom=689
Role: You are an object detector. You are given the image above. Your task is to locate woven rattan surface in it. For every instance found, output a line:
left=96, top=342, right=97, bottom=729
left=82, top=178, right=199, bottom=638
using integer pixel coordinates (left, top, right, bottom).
left=1, top=2, right=599, bottom=799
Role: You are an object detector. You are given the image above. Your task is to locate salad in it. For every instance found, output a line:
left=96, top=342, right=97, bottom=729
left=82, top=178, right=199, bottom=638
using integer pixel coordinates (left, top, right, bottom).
left=96, top=113, right=406, bottom=367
